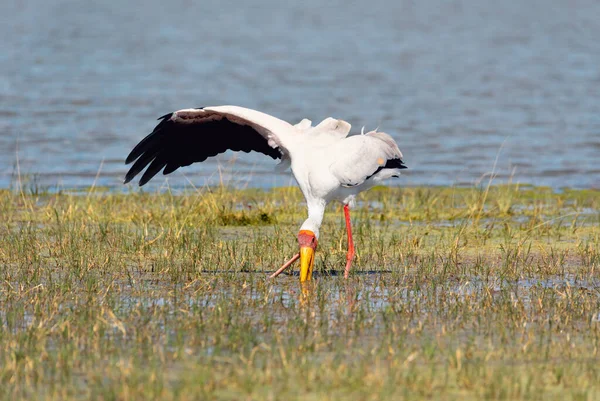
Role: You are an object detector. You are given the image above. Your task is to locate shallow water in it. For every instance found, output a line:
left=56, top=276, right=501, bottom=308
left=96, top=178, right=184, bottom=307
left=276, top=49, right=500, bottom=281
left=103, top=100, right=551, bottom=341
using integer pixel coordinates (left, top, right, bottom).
left=2, top=0, right=600, bottom=190
left=5, top=272, right=599, bottom=335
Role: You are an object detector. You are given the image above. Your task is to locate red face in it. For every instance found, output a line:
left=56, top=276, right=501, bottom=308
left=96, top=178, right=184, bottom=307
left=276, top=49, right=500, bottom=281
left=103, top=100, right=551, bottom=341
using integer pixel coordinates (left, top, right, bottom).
left=297, top=230, right=318, bottom=250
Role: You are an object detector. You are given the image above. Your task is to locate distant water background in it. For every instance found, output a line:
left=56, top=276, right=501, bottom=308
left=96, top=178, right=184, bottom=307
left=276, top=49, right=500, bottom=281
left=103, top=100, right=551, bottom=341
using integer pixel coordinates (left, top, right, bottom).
left=1, top=0, right=599, bottom=190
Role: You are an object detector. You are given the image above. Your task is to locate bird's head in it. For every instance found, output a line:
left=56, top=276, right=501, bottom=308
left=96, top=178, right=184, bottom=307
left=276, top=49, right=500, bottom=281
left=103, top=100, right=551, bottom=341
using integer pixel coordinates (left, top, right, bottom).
left=298, top=230, right=318, bottom=282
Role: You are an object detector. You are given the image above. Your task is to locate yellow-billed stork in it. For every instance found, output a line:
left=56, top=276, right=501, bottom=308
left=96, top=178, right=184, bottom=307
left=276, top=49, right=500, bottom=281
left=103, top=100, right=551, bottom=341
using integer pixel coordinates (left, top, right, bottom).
left=124, top=106, right=406, bottom=281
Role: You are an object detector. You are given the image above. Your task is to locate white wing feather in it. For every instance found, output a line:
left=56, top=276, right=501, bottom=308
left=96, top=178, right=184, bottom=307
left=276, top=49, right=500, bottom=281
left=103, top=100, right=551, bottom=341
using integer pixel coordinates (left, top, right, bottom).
left=329, top=132, right=404, bottom=187
left=294, top=118, right=312, bottom=130
left=305, top=117, right=352, bottom=143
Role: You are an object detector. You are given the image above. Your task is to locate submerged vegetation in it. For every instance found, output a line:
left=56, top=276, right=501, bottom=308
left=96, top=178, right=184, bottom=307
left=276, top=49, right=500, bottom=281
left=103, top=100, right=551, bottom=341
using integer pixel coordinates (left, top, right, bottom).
left=0, top=184, right=599, bottom=400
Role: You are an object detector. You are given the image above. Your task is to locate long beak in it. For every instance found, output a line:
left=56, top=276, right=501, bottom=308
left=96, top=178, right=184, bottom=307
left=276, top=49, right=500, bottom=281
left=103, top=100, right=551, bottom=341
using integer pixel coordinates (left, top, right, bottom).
left=299, top=246, right=315, bottom=282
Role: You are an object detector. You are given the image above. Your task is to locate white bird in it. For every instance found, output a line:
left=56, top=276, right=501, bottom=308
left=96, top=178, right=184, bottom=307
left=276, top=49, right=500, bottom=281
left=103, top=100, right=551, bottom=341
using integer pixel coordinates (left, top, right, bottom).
left=124, top=105, right=406, bottom=281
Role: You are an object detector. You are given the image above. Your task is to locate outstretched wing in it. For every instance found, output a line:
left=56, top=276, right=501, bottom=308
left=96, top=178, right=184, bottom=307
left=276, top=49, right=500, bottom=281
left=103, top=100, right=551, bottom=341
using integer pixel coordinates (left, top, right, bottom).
left=329, top=131, right=407, bottom=187
left=124, top=106, right=295, bottom=186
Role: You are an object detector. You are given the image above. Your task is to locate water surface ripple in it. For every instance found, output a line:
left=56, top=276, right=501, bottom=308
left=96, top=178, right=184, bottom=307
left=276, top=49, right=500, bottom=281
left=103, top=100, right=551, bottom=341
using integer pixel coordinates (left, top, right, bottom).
left=1, top=0, right=599, bottom=190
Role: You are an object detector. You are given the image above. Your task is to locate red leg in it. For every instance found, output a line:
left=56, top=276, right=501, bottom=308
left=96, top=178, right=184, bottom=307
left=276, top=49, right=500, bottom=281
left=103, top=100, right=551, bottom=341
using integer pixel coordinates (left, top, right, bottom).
left=269, top=253, right=299, bottom=278
left=343, top=204, right=355, bottom=278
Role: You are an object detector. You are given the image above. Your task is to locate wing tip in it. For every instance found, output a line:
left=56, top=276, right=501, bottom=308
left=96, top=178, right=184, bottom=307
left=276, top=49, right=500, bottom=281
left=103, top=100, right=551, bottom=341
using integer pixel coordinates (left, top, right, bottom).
left=124, top=153, right=137, bottom=165
left=138, top=169, right=159, bottom=186
left=157, top=112, right=174, bottom=121
left=123, top=172, right=149, bottom=187
left=387, top=158, right=407, bottom=170
left=123, top=171, right=137, bottom=185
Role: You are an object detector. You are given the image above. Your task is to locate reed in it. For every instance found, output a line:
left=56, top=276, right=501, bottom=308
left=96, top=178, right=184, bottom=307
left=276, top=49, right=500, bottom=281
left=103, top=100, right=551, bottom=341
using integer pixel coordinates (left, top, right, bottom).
left=0, top=184, right=598, bottom=400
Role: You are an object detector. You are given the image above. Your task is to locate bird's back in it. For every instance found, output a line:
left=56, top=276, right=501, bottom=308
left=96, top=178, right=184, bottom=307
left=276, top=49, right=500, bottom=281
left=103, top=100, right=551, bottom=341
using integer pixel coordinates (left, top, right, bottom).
left=290, top=130, right=405, bottom=204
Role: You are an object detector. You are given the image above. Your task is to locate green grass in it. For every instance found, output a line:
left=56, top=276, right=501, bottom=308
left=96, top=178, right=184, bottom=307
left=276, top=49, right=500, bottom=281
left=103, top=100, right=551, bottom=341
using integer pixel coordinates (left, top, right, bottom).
left=0, top=184, right=599, bottom=400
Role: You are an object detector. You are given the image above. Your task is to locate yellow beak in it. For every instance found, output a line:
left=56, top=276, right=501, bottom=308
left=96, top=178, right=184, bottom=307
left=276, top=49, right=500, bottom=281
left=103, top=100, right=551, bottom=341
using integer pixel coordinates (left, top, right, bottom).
left=299, top=246, right=315, bottom=282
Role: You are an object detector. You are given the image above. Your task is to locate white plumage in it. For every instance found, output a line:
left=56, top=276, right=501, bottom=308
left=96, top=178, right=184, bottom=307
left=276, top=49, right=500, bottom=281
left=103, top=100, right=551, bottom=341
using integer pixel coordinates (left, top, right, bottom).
left=125, top=105, right=406, bottom=281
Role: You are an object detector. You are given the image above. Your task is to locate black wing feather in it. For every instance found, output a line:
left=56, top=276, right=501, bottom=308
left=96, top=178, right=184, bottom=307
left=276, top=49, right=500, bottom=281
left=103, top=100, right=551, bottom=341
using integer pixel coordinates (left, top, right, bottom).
left=365, top=158, right=407, bottom=180
left=125, top=115, right=172, bottom=164
left=124, top=112, right=281, bottom=186
left=139, top=154, right=169, bottom=186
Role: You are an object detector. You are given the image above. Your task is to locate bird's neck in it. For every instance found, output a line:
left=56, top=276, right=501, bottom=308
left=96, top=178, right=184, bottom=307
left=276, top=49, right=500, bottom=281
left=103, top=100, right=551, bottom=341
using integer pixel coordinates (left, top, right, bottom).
left=299, top=200, right=325, bottom=239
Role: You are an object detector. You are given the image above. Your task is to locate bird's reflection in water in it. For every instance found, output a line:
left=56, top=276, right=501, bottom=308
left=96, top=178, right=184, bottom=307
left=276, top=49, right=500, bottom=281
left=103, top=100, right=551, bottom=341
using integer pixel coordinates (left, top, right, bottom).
left=299, top=281, right=316, bottom=302
left=344, top=282, right=358, bottom=315
left=295, top=276, right=360, bottom=313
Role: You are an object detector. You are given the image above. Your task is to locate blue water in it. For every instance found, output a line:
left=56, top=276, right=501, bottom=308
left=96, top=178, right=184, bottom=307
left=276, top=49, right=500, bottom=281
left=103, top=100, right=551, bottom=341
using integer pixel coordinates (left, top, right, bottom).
left=1, top=0, right=599, bottom=190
